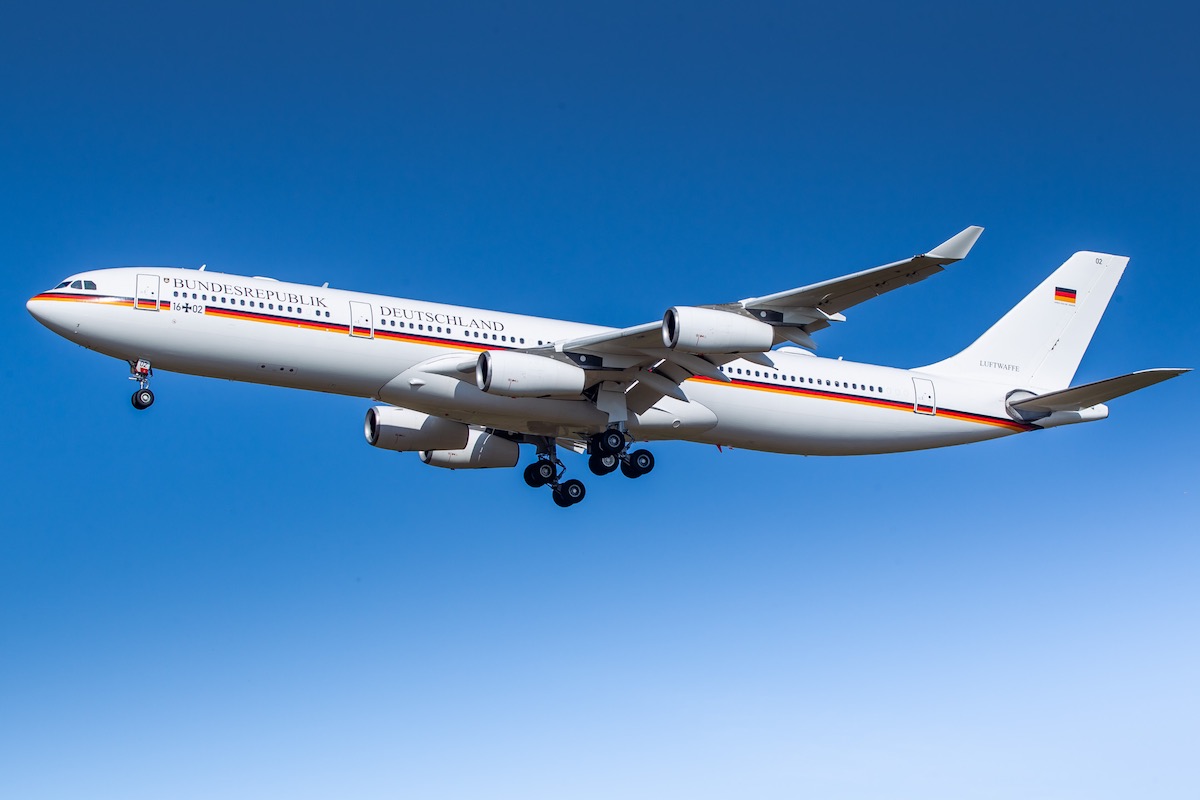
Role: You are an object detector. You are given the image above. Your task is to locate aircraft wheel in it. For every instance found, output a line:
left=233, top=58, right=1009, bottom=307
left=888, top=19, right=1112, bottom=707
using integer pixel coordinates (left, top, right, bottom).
left=552, top=490, right=573, bottom=508
left=620, top=449, right=654, bottom=478
left=559, top=478, right=586, bottom=505
left=628, top=449, right=654, bottom=475
left=132, top=388, right=155, bottom=410
left=588, top=453, right=620, bottom=476
left=593, top=429, right=625, bottom=456
left=524, top=461, right=555, bottom=488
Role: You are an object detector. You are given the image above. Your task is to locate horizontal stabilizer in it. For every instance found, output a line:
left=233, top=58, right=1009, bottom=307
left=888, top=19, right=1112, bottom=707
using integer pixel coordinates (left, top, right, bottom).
left=1010, top=368, right=1189, bottom=413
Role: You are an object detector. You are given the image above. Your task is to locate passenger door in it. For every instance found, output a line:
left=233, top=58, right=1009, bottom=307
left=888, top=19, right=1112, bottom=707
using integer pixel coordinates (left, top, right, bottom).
left=349, top=301, right=374, bottom=338
left=135, top=274, right=161, bottom=311
left=912, top=377, right=936, bottom=415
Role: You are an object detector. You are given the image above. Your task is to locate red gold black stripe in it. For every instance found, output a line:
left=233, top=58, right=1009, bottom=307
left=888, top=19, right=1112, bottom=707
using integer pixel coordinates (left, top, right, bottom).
left=33, top=292, right=1035, bottom=433
left=688, top=375, right=1035, bottom=432
left=1054, top=287, right=1077, bottom=304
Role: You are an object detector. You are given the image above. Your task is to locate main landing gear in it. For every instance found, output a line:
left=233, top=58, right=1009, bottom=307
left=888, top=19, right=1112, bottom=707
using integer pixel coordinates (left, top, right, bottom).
left=523, top=441, right=587, bottom=508
left=587, top=428, right=655, bottom=479
left=523, top=429, right=657, bottom=508
left=129, top=358, right=155, bottom=410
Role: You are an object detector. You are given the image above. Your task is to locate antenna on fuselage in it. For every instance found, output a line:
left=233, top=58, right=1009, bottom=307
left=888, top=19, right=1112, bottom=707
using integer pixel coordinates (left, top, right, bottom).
left=199, top=264, right=207, bottom=271
left=321, top=282, right=329, bottom=288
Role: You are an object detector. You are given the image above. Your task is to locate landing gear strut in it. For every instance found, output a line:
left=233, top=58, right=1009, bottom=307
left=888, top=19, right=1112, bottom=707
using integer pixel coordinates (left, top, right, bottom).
left=129, top=359, right=154, bottom=410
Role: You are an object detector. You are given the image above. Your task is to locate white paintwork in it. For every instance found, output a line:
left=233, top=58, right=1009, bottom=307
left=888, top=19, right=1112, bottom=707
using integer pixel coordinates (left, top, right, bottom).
left=27, top=236, right=1187, bottom=480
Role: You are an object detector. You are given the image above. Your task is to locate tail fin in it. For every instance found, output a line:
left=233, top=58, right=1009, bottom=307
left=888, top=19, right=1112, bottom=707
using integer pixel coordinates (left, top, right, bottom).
left=921, top=251, right=1127, bottom=391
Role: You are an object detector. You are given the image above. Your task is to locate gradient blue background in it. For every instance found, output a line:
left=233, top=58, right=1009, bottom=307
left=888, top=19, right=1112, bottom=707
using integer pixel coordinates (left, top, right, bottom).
left=3, top=3, right=1196, bottom=798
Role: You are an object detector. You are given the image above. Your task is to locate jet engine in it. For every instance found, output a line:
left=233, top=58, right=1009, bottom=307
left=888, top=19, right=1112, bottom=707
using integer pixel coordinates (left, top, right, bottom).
left=662, top=306, right=775, bottom=354
left=365, top=406, right=470, bottom=452
left=421, top=428, right=520, bottom=469
left=476, top=350, right=586, bottom=397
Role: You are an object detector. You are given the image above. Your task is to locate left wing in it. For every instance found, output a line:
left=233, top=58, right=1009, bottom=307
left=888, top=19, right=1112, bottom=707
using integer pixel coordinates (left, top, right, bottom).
left=737, top=225, right=984, bottom=343
left=554, top=225, right=983, bottom=360
left=533, top=226, right=984, bottom=410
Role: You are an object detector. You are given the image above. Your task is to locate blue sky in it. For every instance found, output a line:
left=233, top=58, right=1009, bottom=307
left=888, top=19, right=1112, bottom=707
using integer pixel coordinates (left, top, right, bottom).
left=2, top=3, right=1197, bottom=798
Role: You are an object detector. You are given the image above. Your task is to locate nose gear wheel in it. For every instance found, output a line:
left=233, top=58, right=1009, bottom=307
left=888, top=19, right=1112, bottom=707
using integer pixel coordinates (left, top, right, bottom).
left=128, top=359, right=154, bottom=410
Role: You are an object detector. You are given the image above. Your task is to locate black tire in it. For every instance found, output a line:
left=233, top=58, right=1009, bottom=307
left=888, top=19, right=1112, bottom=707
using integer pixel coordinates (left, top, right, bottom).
left=560, top=479, right=586, bottom=504
left=600, top=429, right=625, bottom=455
left=588, top=453, right=619, bottom=476
left=552, top=488, right=573, bottom=507
left=628, top=449, right=654, bottom=475
left=524, top=462, right=548, bottom=488
left=620, top=460, right=641, bottom=479
left=132, top=388, right=154, bottom=409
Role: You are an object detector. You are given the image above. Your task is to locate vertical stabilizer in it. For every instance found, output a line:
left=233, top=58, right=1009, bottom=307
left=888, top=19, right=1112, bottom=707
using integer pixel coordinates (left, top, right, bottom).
left=921, top=252, right=1127, bottom=391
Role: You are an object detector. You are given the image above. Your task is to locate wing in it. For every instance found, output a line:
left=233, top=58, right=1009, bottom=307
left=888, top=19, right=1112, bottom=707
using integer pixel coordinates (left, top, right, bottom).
left=540, top=226, right=984, bottom=409
left=737, top=225, right=984, bottom=343
left=554, top=226, right=983, bottom=359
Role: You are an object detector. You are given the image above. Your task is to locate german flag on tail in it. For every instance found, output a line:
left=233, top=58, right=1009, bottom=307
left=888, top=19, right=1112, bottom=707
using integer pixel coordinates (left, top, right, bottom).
left=1054, top=287, right=1077, bottom=304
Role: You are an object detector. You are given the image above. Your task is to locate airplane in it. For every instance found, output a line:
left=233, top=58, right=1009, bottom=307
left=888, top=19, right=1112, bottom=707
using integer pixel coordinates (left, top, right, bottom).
left=27, top=226, right=1188, bottom=507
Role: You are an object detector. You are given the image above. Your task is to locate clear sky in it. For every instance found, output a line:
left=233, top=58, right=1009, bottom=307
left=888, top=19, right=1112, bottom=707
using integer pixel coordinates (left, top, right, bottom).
left=2, top=3, right=1197, bottom=798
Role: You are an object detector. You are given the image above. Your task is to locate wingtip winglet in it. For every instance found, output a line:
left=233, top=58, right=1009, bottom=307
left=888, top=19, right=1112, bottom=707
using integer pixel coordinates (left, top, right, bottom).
left=928, top=225, right=984, bottom=262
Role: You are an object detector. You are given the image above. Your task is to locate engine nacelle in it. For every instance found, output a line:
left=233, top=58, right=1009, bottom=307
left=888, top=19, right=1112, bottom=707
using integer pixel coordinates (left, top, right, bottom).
left=365, top=406, right=469, bottom=452
left=476, top=350, right=586, bottom=397
left=420, top=428, right=520, bottom=469
left=662, top=306, right=775, bottom=354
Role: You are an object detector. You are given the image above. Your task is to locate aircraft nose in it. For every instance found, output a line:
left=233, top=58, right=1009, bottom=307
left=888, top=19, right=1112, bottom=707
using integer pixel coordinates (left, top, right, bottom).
left=27, top=292, right=70, bottom=334
left=27, top=294, right=48, bottom=323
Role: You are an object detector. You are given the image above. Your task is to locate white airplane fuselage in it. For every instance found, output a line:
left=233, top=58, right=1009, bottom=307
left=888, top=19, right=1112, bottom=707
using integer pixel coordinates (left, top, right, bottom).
left=28, top=266, right=1049, bottom=457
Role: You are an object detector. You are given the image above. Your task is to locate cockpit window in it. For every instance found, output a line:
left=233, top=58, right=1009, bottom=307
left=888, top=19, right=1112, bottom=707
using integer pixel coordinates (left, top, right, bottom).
left=70, top=280, right=83, bottom=289
left=55, top=281, right=71, bottom=289
left=83, top=280, right=96, bottom=290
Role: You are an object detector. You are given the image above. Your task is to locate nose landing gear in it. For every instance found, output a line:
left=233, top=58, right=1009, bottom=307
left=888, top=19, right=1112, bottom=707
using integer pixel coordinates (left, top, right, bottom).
left=129, top=359, right=154, bottom=410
